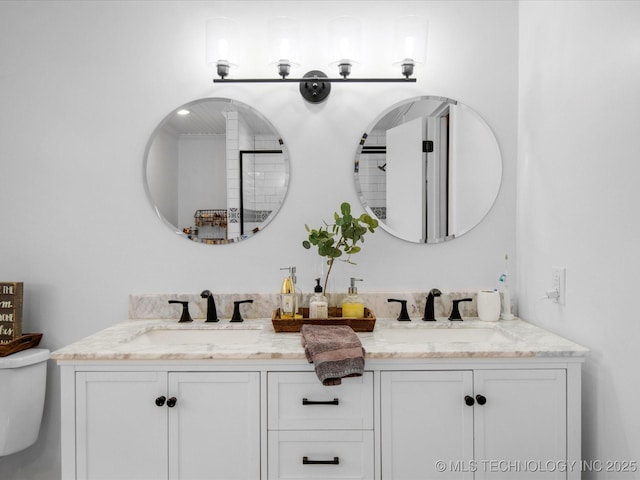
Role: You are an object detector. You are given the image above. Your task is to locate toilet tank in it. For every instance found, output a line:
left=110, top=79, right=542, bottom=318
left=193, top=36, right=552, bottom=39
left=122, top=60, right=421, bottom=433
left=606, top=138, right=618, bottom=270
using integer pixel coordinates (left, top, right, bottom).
left=0, top=348, right=50, bottom=456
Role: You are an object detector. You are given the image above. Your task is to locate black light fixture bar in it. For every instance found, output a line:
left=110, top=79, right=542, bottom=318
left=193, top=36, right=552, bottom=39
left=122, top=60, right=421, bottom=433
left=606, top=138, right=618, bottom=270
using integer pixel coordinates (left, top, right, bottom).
left=213, top=69, right=417, bottom=103
left=214, top=77, right=416, bottom=83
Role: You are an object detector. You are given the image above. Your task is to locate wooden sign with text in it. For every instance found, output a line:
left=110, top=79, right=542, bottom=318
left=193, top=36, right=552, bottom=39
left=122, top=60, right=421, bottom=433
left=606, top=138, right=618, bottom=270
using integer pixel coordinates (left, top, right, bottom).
left=0, top=282, right=23, bottom=344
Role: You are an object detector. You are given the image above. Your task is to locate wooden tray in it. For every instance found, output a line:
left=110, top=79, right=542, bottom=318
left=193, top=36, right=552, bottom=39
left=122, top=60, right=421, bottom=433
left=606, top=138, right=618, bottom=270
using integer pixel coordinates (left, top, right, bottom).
left=272, top=307, right=376, bottom=332
left=0, top=333, right=43, bottom=357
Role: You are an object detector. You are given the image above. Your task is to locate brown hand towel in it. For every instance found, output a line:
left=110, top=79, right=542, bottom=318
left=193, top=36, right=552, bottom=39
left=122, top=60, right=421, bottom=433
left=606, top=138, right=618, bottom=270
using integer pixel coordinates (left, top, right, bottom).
left=300, top=325, right=365, bottom=386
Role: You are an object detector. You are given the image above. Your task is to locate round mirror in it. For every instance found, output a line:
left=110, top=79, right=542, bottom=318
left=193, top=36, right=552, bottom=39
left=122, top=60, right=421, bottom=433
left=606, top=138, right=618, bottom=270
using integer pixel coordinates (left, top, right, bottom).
left=355, top=95, right=502, bottom=243
left=144, top=98, right=290, bottom=244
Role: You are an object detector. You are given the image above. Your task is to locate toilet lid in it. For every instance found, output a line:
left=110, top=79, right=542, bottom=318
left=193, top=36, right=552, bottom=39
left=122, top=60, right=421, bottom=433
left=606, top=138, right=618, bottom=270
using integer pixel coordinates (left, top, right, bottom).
left=0, top=348, right=50, bottom=369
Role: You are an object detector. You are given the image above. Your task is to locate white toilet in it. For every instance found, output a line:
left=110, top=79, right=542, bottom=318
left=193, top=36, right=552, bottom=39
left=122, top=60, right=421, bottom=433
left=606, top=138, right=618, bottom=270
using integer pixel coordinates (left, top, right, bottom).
left=0, top=347, right=50, bottom=456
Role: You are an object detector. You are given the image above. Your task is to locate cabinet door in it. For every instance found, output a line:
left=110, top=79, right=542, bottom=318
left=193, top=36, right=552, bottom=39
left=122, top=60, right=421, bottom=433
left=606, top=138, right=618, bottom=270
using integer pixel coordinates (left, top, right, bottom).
left=168, top=371, right=260, bottom=480
left=75, top=371, right=168, bottom=480
left=474, top=369, right=567, bottom=480
left=381, top=370, right=474, bottom=479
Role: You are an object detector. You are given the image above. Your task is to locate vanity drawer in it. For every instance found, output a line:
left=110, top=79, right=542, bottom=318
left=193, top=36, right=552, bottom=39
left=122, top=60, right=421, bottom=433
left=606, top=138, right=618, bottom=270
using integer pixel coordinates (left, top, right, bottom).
left=268, top=430, right=374, bottom=480
left=267, top=371, right=373, bottom=430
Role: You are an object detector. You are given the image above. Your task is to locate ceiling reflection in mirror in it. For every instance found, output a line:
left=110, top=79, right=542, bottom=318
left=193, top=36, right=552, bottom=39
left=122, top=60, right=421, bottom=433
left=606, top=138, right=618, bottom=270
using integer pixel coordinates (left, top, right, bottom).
left=355, top=96, right=502, bottom=243
left=144, top=98, right=290, bottom=244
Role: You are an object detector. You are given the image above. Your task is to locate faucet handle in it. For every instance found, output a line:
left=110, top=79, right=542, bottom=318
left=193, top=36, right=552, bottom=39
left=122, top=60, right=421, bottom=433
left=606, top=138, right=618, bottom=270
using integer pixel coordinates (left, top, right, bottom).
left=231, top=299, right=253, bottom=322
left=168, top=300, right=193, bottom=323
left=387, top=298, right=411, bottom=321
left=449, top=298, right=473, bottom=321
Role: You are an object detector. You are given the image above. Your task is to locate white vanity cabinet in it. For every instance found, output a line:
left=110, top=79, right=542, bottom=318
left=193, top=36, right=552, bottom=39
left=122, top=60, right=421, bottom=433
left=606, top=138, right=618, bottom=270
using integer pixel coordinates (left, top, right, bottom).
left=55, top=317, right=585, bottom=480
left=267, top=371, right=375, bottom=480
left=69, top=369, right=260, bottom=480
left=381, top=368, right=570, bottom=480
left=60, top=361, right=581, bottom=480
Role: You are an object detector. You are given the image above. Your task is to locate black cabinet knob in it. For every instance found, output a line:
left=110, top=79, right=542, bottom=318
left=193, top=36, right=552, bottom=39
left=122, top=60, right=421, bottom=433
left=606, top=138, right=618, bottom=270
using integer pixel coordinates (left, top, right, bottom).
left=464, top=395, right=475, bottom=406
left=475, top=394, right=487, bottom=405
left=155, top=396, right=166, bottom=407
left=167, top=397, right=177, bottom=408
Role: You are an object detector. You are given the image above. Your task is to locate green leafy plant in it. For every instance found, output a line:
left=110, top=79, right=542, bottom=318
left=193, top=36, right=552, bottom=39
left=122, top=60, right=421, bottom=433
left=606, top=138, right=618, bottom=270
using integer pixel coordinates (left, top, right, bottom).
left=303, top=202, right=379, bottom=293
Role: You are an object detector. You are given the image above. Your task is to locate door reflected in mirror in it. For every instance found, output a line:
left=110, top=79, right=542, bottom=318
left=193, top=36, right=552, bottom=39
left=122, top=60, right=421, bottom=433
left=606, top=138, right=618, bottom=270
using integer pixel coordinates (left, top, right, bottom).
left=144, top=98, right=290, bottom=244
left=355, top=96, right=502, bottom=243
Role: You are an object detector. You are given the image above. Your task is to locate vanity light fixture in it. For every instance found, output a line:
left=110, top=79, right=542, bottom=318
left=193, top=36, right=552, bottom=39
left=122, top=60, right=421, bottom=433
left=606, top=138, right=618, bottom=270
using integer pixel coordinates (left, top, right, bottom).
left=206, top=15, right=426, bottom=103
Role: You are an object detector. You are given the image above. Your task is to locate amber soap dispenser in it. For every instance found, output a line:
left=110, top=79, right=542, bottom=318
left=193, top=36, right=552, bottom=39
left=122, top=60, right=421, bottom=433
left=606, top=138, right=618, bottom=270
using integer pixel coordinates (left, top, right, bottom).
left=279, top=266, right=300, bottom=319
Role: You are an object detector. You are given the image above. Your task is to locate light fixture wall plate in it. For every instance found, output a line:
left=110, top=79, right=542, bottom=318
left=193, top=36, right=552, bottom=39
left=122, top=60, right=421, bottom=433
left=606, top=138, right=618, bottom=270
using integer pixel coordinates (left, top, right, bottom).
left=299, top=71, right=331, bottom=103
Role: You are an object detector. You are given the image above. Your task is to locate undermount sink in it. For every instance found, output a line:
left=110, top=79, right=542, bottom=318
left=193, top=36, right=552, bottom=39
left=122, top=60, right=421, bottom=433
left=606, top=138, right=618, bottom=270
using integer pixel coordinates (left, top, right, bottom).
left=379, top=326, right=515, bottom=344
left=124, top=326, right=263, bottom=346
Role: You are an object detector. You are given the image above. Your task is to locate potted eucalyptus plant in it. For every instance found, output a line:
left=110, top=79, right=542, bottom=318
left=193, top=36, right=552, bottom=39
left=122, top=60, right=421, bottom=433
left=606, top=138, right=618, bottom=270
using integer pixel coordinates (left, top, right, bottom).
left=302, top=202, right=379, bottom=294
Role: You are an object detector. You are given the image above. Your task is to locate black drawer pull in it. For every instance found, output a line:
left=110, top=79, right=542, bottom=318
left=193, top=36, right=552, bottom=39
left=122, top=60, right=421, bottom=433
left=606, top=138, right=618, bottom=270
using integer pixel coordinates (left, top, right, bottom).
left=302, top=398, right=339, bottom=406
left=303, top=456, right=340, bottom=465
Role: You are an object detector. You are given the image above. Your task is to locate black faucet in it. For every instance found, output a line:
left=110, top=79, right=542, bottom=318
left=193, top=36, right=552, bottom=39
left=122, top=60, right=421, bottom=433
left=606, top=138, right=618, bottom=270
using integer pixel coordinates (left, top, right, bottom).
left=200, top=290, right=219, bottom=322
left=231, top=299, right=253, bottom=322
left=449, top=298, right=473, bottom=321
left=168, top=300, right=193, bottom=323
left=387, top=298, right=411, bottom=321
left=423, top=288, right=442, bottom=321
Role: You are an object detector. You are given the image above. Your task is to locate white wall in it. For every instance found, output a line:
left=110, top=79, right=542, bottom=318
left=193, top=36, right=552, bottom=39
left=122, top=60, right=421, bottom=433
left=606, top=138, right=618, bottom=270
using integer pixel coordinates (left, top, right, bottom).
left=518, top=1, right=640, bottom=478
left=0, top=1, right=517, bottom=478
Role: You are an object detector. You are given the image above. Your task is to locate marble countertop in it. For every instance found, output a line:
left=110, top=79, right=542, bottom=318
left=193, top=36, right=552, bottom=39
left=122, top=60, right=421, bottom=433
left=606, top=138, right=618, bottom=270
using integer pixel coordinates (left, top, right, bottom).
left=51, top=317, right=588, bottom=362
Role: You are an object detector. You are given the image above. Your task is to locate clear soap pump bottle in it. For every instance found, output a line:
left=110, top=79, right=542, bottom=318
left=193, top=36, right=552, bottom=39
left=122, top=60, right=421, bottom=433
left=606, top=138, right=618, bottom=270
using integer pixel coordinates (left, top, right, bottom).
left=309, top=278, right=329, bottom=319
left=280, top=266, right=301, bottom=319
left=342, top=277, right=365, bottom=318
